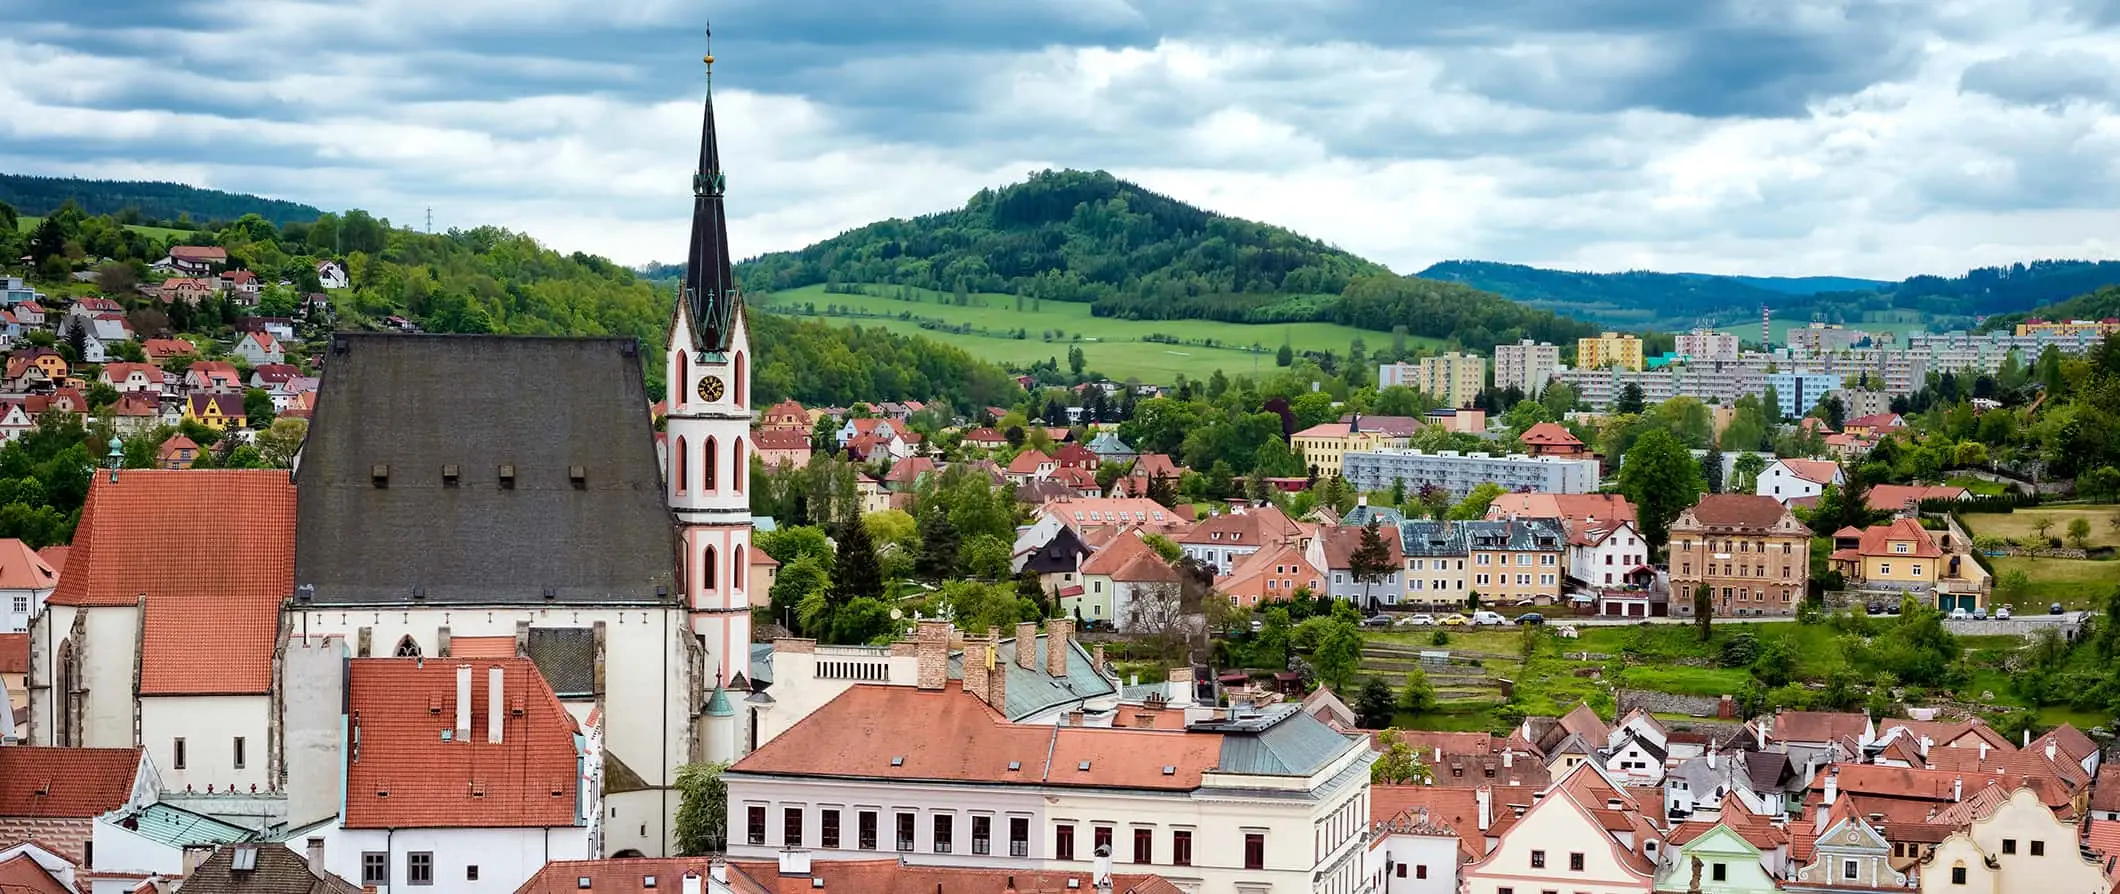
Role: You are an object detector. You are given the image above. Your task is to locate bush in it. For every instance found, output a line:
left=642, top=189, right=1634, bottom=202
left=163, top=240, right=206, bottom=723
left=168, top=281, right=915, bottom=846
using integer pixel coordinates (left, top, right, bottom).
left=1430, top=630, right=1451, bottom=646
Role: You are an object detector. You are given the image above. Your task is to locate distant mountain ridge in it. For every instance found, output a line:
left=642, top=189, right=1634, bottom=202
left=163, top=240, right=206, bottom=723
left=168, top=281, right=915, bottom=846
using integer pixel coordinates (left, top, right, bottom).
left=0, top=173, right=325, bottom=226
left=1419, top=258, right=2120, bottom=333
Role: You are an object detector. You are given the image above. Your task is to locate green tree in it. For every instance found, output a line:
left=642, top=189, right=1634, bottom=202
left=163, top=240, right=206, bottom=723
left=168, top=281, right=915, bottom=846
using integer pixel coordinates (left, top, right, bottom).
left=1619, top=430, right=1705, bottom=550
left=1447, top=482, right=1506, bottom=521
left=1276, top=342, right=1294, bottom=367
left=756, top=525, right=833, bottom=565
left=962, top=533, right=1014, bottom=581
left=1369, top=729, right=1435, bottom=785
left=1348, top=519, right=1397, bottom=610
left=1312, top=619, right=1363, bottom=691
left=2068, top=517, right=2093, bottom=549
left=771, top=554, right=832, bottom=635
left=2080, top=466, right=2120, bottom=503
left=1067, top=345, right=1086, bottom=379
left=913, top=505, right=959, bottom=580
left=671, top=762, right=729, bottom=855
left=242, top=387, right=276, bottom=426
left=1730, top=452, right=1768, bottom=493
left=2034, top=515, right=2056, bottom=542
left=1355, top=677, right=1397, bottom=728
left=827, top=514, right=884, bottom=628
left=1614, top=382, right=1646, bottom=414
left=1693, top=583, right=1713, bottom=641
left=1399, top=668, right=1438, bottom=715
left=1701, top=442, right=1725, bottom=494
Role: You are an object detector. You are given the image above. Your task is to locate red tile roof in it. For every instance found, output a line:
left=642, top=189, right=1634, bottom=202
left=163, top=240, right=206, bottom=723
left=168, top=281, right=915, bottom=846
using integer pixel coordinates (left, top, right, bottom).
left=0, top=747, right=142, bottom=817
left=749, top=428, right=810, bottom=451
left=515, top=858, right=1184, bottom=894
left=0, top=853, right=72, bottom=894
left=344, top=658, right=582, bottom=829
left=1518, top=422, right=1583, bottom=447
left=1857, top=518, right=1943, bottom=559
left=450, top=636, right=517, bottom=658
left=169, top=246, right=227, bottom=262
left=1371, top=785, right=1486, bottom=860
left=1080, top=531, right=1180, bottom=583
left=1681, top=494, right=1804, bottom=533
left=0, top=539, right=56, bottom=591
left=1777, top=458, right=1843, bottom=485
left=34, top=546, right=68, bottom=577
left=49, top=471, right=294, bottom=696
left=1771, top=710, right=1870, bottom=745
left=1844, top=413, right=1903, bottom=430
left=0, top=633, right=25, bottom=674
left=730, top=683, right=1222, bottom=790
left=1178, top=505, right=1302, bottom=546
left=1866, top=484, right=1969, bottom=512
left=1005, top=449, right=1052, bottom=475
left=1316, top=523, right=1405, bottom=569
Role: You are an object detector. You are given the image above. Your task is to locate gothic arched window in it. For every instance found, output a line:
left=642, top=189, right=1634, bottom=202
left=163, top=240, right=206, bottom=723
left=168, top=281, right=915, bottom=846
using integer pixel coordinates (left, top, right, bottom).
left=394, top=636, right=422, bottom=658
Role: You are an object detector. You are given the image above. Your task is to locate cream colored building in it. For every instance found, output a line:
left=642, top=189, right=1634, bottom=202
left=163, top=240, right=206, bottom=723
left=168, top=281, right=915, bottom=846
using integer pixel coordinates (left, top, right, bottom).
left=1494, top=339, right=1560, bottom=396
left=1917, top=787, right=2109, bottom=894
left=1420, top=352, right=1487, bottom=408
left=1292, top=423, right=1410, bottom=477
left=1461, top=763, right=1659, bottom=894
left=1578, top=332, right=1646, bottom=371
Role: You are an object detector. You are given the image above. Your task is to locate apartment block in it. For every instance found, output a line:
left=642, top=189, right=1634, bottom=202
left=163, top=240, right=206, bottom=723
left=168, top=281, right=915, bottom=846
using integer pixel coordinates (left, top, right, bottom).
left=1675, top=329, right=1741, bottom=361
left=1342, top=449, right=1601, bottom=501
left=1576, top=332, right=1645, bottom=371
left=1494, top=339, right=1560, bottom=395
left=1764, top=371, right=1845, bottom=419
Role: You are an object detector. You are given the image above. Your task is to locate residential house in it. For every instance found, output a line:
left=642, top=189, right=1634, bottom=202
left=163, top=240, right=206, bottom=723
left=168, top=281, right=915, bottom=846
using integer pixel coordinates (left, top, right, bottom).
left=142, top=338, right=198, bottom=364
left=315, top=260, right=349, bottom=290
left=750, top=428, right=811, bottom=469
left=1602, top=710, right=1671, bottom=787
left=1917, top=786, right=2109, bottom=894
left=834, top=417, right=898, bottom=448
left=249, top=362, right=301, bottom=390
left=10, top=347, right=67, bottom=383
left=25, top=470, right=293, bottom=823
left=1030, top=498, right=1190, bottom=541
left=722, top=644, right=1375, bottom=894
left=1460, top=762, right=1661, bottom=894
left=185, top=360, right=242, bottom=391
left=880, top=456, right=938, bottom=492
left=107, top=390, right=167, bottom=436
left=1668, top=495, right=1812, bottom=617
left=1578, top=332, right=1647, bottom=371
left=99, top=361, right=163, bottom=394
left=9, top=302, right=44, bottom=328
left=1653, top=806, right=1784, bottom=894
left=288, top=656, right=597, bottom=894
left=0, top=843, right=77, bottom=894
left=1292, top=421, right=1412, bottom=478
left=26, top=388, right=89, bottom=422
left=68, top=297, right=123, bottom=321
left=1053, top=442, right=1099, bottom=472
left=0, top=539, right=58, bottom=633
left=1310, top=520, right=1406, bottom=608
left=960, top=427, right=1010, bottom=451
left=1404, top=518, right=1567, bottom=606
left=218, top=269, right=262, bottom=298
left=1014, top=523, right=1090, bottom=599
left=160, top=277, right=217, bottom=305
left=758, top=399, right=809, bottom=432
left=1865, top=484, right=1970, bottom=515
left=1178, top=505, right=1304, bottom=575
left=156, top=435, right=201, bottom=470
left=165, top=246, right=228, bottom=275
left=1518, top=422, right=1590, bottom=458
left=232, top=331, right=285, bottom=365
left=1397, top=519, right=1471, bottom=604
left=184, top=393, right=247, bottom=430
left=1786, top=801, right=1909, bottom=893
left=0, top=275, right=38, bottom=306
left=1069, top=531, right=1179, bottom=628
left=1217, top=542, right=1324, bottom=607
left=1663, top=749, right=1775, bottom=821
left=0, top=401, right=33, bottom=443
left=1086, top=431, right=1136, bottom=462
left=1757, top=458, right=1843, bottom=504
left=176, top=842, right=363, bottom=894
left=90, top=313, right=132, bottom=343
left=1424, top=407, right=1487, bottom=434
left=1367, top=785, right=1490, bottom=894
left=1047, top=465, right=1102, bottom=497
left=1005, top=449, right=1056, bottom=484
left=0, top=746, right=158, bottom=868
left=1840, top=413, right=1905, bottom=438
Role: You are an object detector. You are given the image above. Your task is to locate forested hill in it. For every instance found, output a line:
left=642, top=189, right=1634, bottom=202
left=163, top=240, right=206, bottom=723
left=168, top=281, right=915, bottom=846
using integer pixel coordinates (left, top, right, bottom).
left=733, top=168, right=1599, bottom=346
left=1421, top=258, right=2120, bottom=332
left=1978, top=285, right=2120, bottom=333
left=1, top=174, right=325, bottom=227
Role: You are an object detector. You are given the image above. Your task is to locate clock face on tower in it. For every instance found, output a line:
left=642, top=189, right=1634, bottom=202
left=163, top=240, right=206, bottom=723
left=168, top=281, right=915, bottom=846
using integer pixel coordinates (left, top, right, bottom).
left=697, top=375, right=726, bottom=402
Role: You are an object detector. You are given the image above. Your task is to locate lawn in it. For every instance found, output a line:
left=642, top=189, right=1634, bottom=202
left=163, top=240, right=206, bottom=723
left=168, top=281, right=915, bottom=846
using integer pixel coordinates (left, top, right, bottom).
left=1988, top=556, right=2120, bottom=609
left=1945, top=476, right=2009, bottom=498
left=1963, top=506, right=2120, bottom=549
left=18, top=215, right=192, bottom=242
left=755, top=283, right=1446, bottom=383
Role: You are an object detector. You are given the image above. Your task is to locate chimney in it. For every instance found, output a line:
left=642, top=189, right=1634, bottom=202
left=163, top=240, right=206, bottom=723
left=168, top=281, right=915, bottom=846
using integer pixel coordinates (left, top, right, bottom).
left=989, top=655, right=1007, bottom=710
left=1046, top=619, right=1074, bottom=677
left=2045, top=739, right=2057, bottom=762
left=1093, top=644, right=1107, bottom=677
left=1707, top=747, right=1716, bottom=769
left=778, top=849, right=812, bottom=877
left=1166, top=667, right=1193, bottom=707
left=1132, top=712, right=1156, bottom=729
left=1823, top=767, right=1838, bottom=805
left=1919, top=734, right=1933, bottom=757
left=454, top=664, right=472, bottom=742
left=1978, top=741, right=1989, bottom=761
left=1502, top=750, right=1513, bottom=768
left=1065, top=710, right=1085, bottom=727
left=915, top=619, right=950, bottom=690
left=1476, top=785, right=1493, bottom=831
left=1015, top=622, right=1038, bottom=668
left=1953, top=776, right=1962, bottom=802
left=683, top=872, right=705, bottom=894
left=305, top=837, right=324, bottom=874
left=2024, top=728, right=2031, bottom=747
left=964, top=638, right=993, bottom=707
left=487, top=665, right=505, bottom=744
left=709, top=860, right=729, bottom=885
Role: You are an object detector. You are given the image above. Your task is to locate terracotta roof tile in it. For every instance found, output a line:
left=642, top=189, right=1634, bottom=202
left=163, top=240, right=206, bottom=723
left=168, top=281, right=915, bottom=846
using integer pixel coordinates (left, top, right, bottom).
left=0, top=633, right=24, bottom=675
left=1371, top=785, right=1486, bottom=861
left=1518, top=422, right=1583, bottom=447
left=50, top=471, right=293, bottom=695
left=517, top=858, right=1182, bottom=894
left=1857, top=518, right=1943, bottom=559
left=1681, top=494, right=1806, bottom=533
left=1178, top=505, right=1302, bottom=546
left=1006, top=449, right=1053, bottom=475
left=0, top=747, right=142, bottom=817
left=0, top=853, right=72, bottom=894
left=730, top=683, right=1222, bottom=791
left=343, top=658, right=582, bottom=829
left=1316, top=523, right=1405, bottom=569
left=749, top=428, right=810, bottom=451
left=34, top=546, right=68, bottom=577
left=0, top=539, right=55, bottom=591
left=1866, top=484, right=1969, bottom=512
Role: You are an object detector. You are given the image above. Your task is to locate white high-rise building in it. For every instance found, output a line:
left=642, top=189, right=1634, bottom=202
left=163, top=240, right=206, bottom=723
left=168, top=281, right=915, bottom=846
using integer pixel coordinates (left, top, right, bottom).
left=1494, top=339, right=1559, bottom=395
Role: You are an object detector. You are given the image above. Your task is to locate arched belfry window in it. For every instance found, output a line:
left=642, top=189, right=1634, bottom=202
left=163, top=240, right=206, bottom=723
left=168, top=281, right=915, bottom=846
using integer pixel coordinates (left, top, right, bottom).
left=703, top=438, right=719, bottom=491
left=394, top=636, right=422, bottom=658
left=703, top=545, right=718, bottom=592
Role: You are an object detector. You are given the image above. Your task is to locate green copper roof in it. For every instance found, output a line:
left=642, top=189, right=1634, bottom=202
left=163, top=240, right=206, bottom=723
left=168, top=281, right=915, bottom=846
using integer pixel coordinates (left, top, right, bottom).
left=705, top=680, right=734, bottom=717
left=947, top=634, right=1116, bottom=721
left=113, top=803, right=255, bottom=848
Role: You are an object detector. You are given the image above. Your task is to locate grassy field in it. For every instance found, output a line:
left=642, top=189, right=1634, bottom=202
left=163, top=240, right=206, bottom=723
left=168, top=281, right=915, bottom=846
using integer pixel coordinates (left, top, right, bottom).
left=755, top=283, right=1446, bottom=382
left=1964, top=507, right=2120, bottom=549
left=1987, top=556, right=2119, bottom=608
left=1946, top=476, right=2010, bottom=497
left=17, top=215, right=192, bottom=242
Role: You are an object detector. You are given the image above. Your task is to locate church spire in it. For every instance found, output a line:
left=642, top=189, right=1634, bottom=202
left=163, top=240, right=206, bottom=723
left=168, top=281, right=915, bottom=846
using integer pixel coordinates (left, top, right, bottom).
left=684, top=24, right=737, bottom=352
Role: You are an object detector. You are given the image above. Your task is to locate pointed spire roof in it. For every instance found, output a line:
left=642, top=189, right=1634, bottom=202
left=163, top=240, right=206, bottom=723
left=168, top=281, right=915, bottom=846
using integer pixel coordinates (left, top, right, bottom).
left=684, top=25, right=739, bottom=353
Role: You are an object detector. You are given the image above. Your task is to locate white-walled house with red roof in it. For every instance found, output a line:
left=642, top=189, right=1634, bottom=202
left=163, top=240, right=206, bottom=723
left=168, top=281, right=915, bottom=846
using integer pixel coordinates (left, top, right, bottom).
left=1756, top=458, right=1844, bottom=504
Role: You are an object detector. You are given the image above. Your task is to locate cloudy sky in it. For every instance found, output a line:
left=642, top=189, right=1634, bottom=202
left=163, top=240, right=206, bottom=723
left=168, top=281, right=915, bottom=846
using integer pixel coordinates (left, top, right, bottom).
left=6, top=0, right=2120, bottom=280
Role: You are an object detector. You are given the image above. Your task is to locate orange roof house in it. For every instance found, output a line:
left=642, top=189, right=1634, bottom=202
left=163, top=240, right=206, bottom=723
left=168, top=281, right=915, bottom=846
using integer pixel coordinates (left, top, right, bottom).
left=1519, top=422, right=1589, bottom=457
left=1217, top=543, right=1323, bottom=607
left=0, top=746, right=149, bottom=863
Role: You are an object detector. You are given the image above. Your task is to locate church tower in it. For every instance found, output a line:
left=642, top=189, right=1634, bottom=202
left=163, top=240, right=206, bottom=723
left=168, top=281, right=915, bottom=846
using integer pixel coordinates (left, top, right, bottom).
left=666, top=32, right=753, bottom=689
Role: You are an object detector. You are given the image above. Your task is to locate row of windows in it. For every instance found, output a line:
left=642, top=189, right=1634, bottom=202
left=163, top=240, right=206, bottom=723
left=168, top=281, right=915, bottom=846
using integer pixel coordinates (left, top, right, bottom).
left=744, top=807, right=1255, bottom=869
left=1474, top=553, right=1559, bottom=567
left=1676, top=540, right=1796, bottom=555
left=1678, top=563, right=1796, bottom=580
left=359, top=849, right=466, bottom=886
left=1472, top=573, right=1557, bottom=587
left=170, top=736, right=245, bottom=771
left=671, top=435, right=746, bottom=495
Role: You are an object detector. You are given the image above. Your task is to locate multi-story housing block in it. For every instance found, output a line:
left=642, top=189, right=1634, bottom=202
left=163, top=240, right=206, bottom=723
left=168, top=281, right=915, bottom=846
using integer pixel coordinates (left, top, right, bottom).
left=1577, top=332, right=1646, bottom=371
left=1494, top=339, right=1560, bottom=395
left=1342, top=449, right=1601, bottom=501
left=1668, top=494, right=1811, bottom=618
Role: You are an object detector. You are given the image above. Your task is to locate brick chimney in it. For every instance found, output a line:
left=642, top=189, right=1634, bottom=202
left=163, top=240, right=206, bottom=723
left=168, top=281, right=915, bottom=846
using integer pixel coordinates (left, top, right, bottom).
left=1045, top=618, right=1074, bottom=677
left=964, top=637, right=992, bottom=706
left=1132, top=712, right=1155, bottom=729
left=915, top=619, right=951, bottom=691
left=1016, top=622, right=1038, bottom=668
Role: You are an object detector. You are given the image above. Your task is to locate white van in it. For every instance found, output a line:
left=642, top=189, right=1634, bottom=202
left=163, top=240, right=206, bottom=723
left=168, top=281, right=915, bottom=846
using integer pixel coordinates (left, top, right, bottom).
left=1470, top=610, right=1508, bottom=626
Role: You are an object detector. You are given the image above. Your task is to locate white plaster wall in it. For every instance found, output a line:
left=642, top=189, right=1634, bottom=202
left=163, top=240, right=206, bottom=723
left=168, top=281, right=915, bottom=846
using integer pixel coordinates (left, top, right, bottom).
left=1463, top=794, right=1653, bottom=894
left=90, top=819, right=185, bottom=879
left=0, top=585, right=50, bottom=632
left=29, top=603, right=141, bottom=747
left=307, top=824, right=592, bottom=894
left=752, top=649, right=916, bottom=747
left=723, top=776, right=1045, bottom=868
left=140, top=695, right=271, bottom=794
left=1370, top=834, right=1459, bottom=894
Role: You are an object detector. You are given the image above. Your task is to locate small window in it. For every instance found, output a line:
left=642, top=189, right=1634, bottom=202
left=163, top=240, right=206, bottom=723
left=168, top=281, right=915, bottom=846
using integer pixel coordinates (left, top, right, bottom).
left=1056, top=824, right=1076, bottom=861
left=1172, top=830, right=1191, bottom=866
left=1843, top=860, right=1858, bottom=879
left=933, top=813, right=953, bottom=854
left=468, top=866, right=480, bottom=881
left=1711, top=862, right=1726, bottom=882
left=858, top=811, right=878, bottom=850
left=361, top=853, right=387, bottom=886
left=2031, top=840, right=2045, bottom=856
left=2002, top=839, right=2016, bottom=854
left=821, top=809, right=841, bottom=849
left=784, top=807, right=804, bottom=847
left=407, top=852, right=434, bottom=886
left=1952, top=866, right=1968, bottom=885
left=1244, top=833, right=1265, bottom=871
left=1531, top=850, right=1546, bottom=869
left=233, top=736, right=246, bottom=770
left=1416, top=865, right=1428, bottom=879
left=896, top=812, right=916, bottom=852
left=747, top=806, right=767, bottom=846
left=173, top=737, right=187, bottom=770
left=1009, top=817, right=1030, bottom=857
left=1569, top=852, right=1584, bottom=871
left=971, top=815, right=991, bottom=855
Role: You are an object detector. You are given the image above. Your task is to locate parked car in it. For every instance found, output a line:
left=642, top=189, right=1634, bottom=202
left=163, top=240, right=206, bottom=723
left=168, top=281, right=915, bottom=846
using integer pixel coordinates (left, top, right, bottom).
left=1250, top=619, right=1264, bottom=633
left=1997, top=605, right=2012, bottom=620
left=2050, top=602, right=2066, bottom=615
left=1949, top=607, right=1971, bottom=620
left=1512, top=598, right=1537, bottom=607
left=1515, top=613, right=1546, bottom=626
left=1361, top=615, right=1394, bottom=628
left=1470, top=610, right=1509, bottom=626
left=1439, top=613, right=1470, bottom=626
left=1864, top=600, right=1884, bottom=614
left=1397, top=614, right=1436, bottom=627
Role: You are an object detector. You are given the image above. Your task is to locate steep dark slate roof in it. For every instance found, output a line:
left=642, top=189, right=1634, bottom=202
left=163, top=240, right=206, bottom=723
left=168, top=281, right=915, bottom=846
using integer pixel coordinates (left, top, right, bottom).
left=527, top=627, right=599, bottom=697
left=295, top=334, right=675, bottom=605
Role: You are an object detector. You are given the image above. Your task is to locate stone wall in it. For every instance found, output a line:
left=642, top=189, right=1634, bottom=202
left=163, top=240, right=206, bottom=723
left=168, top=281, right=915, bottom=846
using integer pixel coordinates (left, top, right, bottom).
left=1617, top=689, right=1726, bottom=718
